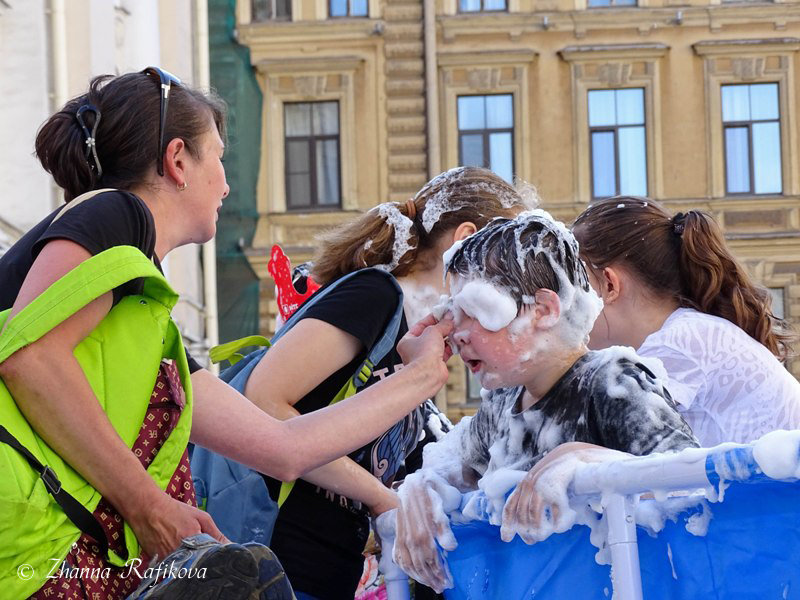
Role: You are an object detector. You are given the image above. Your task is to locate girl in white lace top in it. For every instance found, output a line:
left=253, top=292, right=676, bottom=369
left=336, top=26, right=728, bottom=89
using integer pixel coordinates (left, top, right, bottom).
left=573, top=197, right=800, bottom=446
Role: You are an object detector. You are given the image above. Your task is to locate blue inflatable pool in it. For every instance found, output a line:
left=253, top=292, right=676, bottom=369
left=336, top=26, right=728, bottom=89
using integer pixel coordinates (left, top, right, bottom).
left=441, top=440, right=800, bottom=599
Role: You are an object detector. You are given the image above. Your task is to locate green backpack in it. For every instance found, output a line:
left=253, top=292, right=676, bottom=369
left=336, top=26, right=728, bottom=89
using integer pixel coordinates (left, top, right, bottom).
left=0, top=246, right=192, bottom=598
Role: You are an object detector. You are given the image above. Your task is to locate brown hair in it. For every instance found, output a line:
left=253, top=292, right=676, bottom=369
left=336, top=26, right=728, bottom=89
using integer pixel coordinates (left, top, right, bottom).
left=35, top=72, right=226, bottom=201
left=311, top=167, right=528, bottom=284
left=573, top=196, right=795, bottom=360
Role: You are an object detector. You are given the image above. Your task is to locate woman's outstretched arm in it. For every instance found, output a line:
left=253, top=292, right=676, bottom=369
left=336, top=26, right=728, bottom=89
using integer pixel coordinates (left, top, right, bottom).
left=189, top=318, right=452, bottom=483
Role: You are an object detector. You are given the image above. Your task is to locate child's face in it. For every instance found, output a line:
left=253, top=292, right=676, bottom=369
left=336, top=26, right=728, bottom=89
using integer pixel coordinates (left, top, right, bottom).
left=452, top=308, right=538, bottom=390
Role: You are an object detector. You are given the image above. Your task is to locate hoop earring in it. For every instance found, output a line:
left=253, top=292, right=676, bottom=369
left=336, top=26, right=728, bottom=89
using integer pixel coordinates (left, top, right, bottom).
left=177, top=182, right=188, bottom=192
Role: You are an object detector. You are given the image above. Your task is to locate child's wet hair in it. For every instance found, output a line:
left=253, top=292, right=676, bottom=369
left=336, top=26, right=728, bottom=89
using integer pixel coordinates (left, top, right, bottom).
left=446, top=211, right=590, bottom=310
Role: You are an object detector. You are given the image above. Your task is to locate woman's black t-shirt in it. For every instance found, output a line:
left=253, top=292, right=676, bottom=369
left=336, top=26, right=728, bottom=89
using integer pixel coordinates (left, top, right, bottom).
left=262, top=269, right=425, bottom=600
left=0, top=190, right=202, bottom=372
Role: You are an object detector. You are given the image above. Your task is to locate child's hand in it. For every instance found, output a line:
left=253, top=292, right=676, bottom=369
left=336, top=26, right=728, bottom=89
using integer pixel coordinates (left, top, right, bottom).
left=500, top=442, right=628, bottom=544
left=393, top=471, right=460, bottom=593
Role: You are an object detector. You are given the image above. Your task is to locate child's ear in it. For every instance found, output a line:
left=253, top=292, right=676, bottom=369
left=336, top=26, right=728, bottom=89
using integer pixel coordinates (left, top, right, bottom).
left=452, top=221, right=477, bottom=243
left=533, top=289, right=561, bottom=329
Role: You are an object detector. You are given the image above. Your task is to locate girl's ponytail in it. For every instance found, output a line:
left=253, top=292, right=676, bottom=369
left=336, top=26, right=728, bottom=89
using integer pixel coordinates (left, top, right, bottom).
left=679, top=210, right=795, bottom=360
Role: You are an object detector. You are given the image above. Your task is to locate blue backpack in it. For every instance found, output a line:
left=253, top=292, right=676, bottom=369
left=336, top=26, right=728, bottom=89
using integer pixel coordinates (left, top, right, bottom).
left=190, top=268, right=405, bottom=545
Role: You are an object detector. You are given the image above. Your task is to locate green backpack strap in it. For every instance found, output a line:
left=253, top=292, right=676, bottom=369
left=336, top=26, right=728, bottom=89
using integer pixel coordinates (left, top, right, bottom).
left=0, top=246, right=172, bottom=363
left=276, top=358, right=377, bottom=507
left=209, top=335, right=271, bottom=365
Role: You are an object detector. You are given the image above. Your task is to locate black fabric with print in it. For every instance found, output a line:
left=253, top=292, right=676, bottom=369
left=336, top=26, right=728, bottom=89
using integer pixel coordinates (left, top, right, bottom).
left=462, top=350, right=699, bottom=476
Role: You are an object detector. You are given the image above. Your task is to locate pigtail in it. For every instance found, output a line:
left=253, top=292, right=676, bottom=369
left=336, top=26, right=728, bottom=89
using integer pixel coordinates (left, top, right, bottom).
left=311, top=200, right=422, bottom=285
left=679, top=211, right=795, bottom=360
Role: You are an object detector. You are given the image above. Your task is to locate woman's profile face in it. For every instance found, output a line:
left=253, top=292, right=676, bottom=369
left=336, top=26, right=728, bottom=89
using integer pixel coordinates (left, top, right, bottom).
left=183, top=122, right=229, bottom=243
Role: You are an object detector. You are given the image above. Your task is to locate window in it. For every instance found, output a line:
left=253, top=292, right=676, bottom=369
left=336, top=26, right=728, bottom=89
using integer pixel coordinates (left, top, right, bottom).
left=768, top=287, right=785, bottom=319
left=588, top=88, right=647, bottom=198
left=587, top=0, right=637, bottom=6
left=284, top=102, right=341, bottom=209
left=329, top=0, right=367, bottom=17
left=459, top=0, right=507, bottom=11
left=457, top=94, right=514, bottom=183
left=466, top=368, right=482, bottom=404
left=252, top=0, right=291, bottom=21
left=722, top=83, right=782, bottom=195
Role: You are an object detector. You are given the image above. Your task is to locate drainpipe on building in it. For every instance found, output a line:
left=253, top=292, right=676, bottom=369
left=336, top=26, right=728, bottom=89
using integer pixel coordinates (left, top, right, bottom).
left=424, top=0, right=449, bottom=411
left=423, top=0, right=441, bottom=178
left=48, top=0, right=68, bottom=209
left=195, top=0, right=220, bottom=373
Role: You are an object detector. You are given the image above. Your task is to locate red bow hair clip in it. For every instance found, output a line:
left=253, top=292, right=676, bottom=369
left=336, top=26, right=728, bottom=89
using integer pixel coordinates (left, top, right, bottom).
left=267, top=244, right=321, bottom=321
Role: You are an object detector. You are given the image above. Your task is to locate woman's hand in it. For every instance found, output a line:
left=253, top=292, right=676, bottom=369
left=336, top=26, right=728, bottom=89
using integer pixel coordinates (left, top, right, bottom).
left=393, top=471, right=460, bottom=593
left=500, top=442, right=628, bottom=544
left=397, top=314, right=454, bottom=393
left=125, top=490, right=228, bottom=560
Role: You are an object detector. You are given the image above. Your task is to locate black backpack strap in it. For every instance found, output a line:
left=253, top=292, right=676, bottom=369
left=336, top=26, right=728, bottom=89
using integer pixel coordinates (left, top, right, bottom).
left=0, top=424, right=109, bottom=558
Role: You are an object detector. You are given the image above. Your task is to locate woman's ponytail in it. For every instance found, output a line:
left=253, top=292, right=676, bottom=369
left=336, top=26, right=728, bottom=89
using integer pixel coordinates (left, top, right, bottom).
left=35, top=84, right=106, bottom=201
left=679, top=210, right=795, bottom=360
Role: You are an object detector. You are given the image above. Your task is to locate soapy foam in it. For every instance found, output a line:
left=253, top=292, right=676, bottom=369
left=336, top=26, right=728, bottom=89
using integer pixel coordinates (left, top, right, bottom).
left=753, top=430, right=800, bottom=479
left=418, top=167, right=536, bottom=234
left=373, top=202, right=415, bottom=273
left=398, top=279, right=442, bottom=327
left=451, top=279, right=518, bottom=332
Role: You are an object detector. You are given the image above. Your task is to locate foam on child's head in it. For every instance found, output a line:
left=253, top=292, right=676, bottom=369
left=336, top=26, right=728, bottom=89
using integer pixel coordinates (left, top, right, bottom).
left=446, top=210, right=603, bottom=346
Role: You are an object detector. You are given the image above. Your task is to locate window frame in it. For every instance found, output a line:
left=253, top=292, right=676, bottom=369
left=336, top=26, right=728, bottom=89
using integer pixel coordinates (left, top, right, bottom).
left=328, top=0, right=368, bottom=18
left=457, top=0, right=508, bottom=13
left=692, top=39, right=800, bottom=199
left=283, top=101, right=342, bottom=211
left=721, top=82, right=783, bottom=197
left=456, top=93, right=516, bottom=182
left=586, top=0, right=638, bottom=7
left=251, top=0, right=292, bottom=21
left=587, top=87, right=648, bottom=199
left=560, top=44, right=667, bottom=203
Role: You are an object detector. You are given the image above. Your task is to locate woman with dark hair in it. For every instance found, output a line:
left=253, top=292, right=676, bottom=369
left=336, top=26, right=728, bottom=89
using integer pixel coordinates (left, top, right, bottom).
left=573, top=196, right=800, bottom=446
left=242, top=166, right=533, bottom=599
left=0, top=68, right=450, bottom=600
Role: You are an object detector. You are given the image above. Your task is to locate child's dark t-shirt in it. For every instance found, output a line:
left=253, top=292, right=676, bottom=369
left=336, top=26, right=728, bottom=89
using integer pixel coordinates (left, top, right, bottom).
left=462, top=349, right=699, bottom=476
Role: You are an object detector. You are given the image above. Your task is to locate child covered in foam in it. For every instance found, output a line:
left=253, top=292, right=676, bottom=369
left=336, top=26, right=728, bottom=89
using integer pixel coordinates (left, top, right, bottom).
left=391, top=211, right=699, bottom=592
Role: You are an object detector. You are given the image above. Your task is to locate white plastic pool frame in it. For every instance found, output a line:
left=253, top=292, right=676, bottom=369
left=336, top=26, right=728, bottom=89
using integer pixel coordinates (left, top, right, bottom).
left=379, top=442, right=785, bottom=600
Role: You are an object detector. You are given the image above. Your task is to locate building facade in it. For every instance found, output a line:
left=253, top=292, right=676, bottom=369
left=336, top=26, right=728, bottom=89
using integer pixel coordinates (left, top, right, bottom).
left=227, top=0, right=800, bottom=419
left=0, top=0, right=219, bottom=366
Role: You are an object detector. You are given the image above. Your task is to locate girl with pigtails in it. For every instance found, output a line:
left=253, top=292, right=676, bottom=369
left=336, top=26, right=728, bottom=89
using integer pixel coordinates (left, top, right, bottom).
left=241, top=166, right=531, bottom=599
left=572, top=197, right=800, bottom=446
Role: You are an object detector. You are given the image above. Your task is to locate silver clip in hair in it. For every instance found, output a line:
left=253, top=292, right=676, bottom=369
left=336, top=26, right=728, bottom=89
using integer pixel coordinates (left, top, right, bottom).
left=76, top=104, right=103, bottom=179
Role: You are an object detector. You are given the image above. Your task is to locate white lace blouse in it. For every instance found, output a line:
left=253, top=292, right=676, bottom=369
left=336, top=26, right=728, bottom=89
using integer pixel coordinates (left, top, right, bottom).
left=637, top=308, right=800, bottom=446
